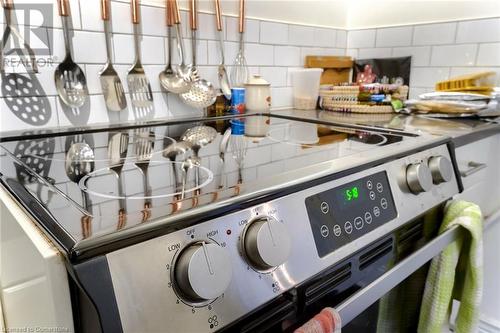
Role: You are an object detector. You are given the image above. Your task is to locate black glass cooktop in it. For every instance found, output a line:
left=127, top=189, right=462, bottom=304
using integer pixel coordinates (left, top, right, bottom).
left=0, top=114, right=418, bottom=255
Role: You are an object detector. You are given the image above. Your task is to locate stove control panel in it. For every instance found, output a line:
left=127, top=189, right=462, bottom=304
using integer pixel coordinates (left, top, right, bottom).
left=105, top=144, right=459, bottom=333
left=305, top=171, right=397, bottom=258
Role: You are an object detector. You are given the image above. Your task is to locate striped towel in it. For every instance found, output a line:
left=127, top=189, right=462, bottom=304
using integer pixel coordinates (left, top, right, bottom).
left=418, top=200, right=483, bottom=333
left=295, top=308, right=341, bottom=333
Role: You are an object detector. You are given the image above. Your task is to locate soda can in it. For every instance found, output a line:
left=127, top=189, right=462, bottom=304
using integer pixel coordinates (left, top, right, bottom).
left=230, top=88, right=245, bottom=115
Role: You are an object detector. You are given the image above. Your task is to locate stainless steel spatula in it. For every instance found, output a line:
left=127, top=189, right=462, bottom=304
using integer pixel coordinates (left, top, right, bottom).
left=127, top=0, right=154, bottom=121
left=99, top=0, right=127, bottom=112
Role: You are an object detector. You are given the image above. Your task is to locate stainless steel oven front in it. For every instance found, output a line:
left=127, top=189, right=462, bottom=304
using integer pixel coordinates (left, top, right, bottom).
left=86, top=141, right=462, bottom=333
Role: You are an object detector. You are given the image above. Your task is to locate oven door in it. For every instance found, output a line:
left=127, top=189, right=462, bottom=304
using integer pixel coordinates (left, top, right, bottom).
left=337, top=225, right=462, bottom=332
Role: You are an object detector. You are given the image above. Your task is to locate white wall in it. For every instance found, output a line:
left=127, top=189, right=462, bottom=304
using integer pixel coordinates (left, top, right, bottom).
left=144, top=0, right=500, bottom=29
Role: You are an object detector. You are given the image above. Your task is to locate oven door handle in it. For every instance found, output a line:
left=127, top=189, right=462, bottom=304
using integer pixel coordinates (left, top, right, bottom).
left=336, top=225, right=464, bottom=327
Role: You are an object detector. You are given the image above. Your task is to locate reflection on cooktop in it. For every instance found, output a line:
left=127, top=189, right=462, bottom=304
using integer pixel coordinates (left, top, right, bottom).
left=0, top=115, right=408, bottom=242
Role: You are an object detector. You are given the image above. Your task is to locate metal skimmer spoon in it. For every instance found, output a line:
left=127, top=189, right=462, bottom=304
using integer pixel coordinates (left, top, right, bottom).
left=99, top=0, right=127, bottom=112
left=54, top=0, right=89, bottom=108
left=159, top=0, right=190, bottom=94
left=65, top=143, right=95, bottom=238
left=181, top=125, right=217, bottom=194
left=127, top=0, right=154, bottom=121
left=179, top=0, right=216, bottom=109
left=214, top=0, right=231, bottom=100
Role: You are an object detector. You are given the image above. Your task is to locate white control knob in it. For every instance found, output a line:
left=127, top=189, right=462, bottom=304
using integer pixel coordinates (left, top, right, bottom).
left=406, top=163, right=433, bottom=194
left=428, top=156, right=453, bottom=184
left=174, top=242, right=232, bottom=302
left=243, top=216, right=291, bottom=270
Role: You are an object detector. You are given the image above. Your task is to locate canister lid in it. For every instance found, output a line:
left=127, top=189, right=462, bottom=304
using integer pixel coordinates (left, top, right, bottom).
left=245, top=75, right=270, bottom=86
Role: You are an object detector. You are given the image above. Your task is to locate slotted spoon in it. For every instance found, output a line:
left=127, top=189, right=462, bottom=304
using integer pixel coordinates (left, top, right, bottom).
left=99, top=0, right=127, bottom=112
left=54, top=0, right=89, bottom=108
left=159, top=0, right=190, bottom=94
left=179, top=0, right=216, bottom=109
left=127, top=0, right=154, bottom=121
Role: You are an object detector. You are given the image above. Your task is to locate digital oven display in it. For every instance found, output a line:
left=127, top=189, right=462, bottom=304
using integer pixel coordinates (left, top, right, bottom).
left=305, top=171, right=397, bottom=258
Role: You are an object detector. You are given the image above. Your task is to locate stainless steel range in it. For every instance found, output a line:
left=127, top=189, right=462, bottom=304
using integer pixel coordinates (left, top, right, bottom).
left=0, top=114, right=461, bottom=332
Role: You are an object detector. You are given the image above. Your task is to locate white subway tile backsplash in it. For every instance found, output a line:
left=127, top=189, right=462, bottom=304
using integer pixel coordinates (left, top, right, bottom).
left=312, top=28, right=336, bottom=47
left=141, top=36, right=166, bottom=64
left=274, top=46, right=301, bottom=67
left=225, top=17, right=260, bottom=43
left=345, top=48, right=358, bottom=58
left=392, top=46, right=431, bottom=66
left=336, top=30, right=347, bottom=48
left=413, top=22, right=456, bottom=45
left=197, top=13, right=223, bottom=40
left=73, top=31, right=107, bottom=64
left=476, top=43, right=500, bottom=66
left=456, top=18, right=500, bottom=43
left=112, top=34, right=134, bottom=64
left=347, top=29, right=376, bottom=48
left=111, top=1, right=133, bottom=34
left=260, top=22, right=288, bottom=45
left=358, top=47, right=392, bottom=59
left=376, top=26, right=412, bottom=47
left=141, top=4, right=167, bottom=37
left=245, top=43, right=273, bottom=66
left=80, top=0, right=104, bottom=32
left=410, top=67, right=450, bottom=87
left=3, top=1, right=500, bottom=135
left=259, top=67, right=287, bottom=87
left=430, top=44, right=477, bottom=66
left=271, top=87, right=293, bottom=108
left=207, top=41, right=239, bottom=66
left=289, top=25, right=315, bottom=47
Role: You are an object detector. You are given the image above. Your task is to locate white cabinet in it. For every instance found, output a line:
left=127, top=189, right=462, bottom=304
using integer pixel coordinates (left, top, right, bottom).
left=0, top=188, right=74, bottom=332
left=454, top=133, right=500, bottom=332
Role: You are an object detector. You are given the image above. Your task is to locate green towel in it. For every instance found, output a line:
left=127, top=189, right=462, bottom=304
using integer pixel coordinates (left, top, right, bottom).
left=418, top=200, right=483, bottom=333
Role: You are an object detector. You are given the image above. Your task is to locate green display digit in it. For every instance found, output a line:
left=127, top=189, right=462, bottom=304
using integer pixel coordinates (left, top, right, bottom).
left=353, top=187, right=359, bottom=199
left=346, top=189, right=352, bottom=201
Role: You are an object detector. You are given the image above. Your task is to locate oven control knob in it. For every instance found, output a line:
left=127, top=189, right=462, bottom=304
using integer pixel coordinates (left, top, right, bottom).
left=428, top=156, right=453, bottom=184
left=406, top=162, right=433, bottom=194
left=174, top=242, right=232, bottom=302
left=243, top=216, right=291, bottom=270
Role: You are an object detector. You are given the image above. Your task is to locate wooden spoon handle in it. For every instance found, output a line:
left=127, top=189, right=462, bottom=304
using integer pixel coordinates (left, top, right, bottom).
left=166, top=0, right=173, bottom=27
left=57, top=0, right=70, bottom=17
left=131, top=0, right=140, bottom=24
left=100, top=0, right=110, bottom=21
left=189, top=0, right=197, bottom=31
left=1, top=0, right=13, bottom=10
left=239, top=0, right=245, bottom=33
left=214, top=0, right=222, bottom=32
left=172, top=0, right=181, bottom=24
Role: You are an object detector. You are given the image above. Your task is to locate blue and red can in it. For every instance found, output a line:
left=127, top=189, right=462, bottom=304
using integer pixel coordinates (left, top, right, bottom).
left=230, top=88, right=245, bottom=134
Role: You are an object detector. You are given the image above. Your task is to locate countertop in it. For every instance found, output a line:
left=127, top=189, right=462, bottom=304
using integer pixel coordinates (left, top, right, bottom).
left=270, top=108, right=500, bottom=147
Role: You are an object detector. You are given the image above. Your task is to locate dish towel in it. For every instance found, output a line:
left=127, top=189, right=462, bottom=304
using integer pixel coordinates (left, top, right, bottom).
left=418, top=200, right=483, bottom=333
left=295, top=308, right=341, bottom=333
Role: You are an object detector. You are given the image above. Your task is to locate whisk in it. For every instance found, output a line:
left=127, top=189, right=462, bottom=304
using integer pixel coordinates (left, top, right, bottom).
left=230, top=0, right=248, bottom=87
left=230, top=133, right=247, bottom=184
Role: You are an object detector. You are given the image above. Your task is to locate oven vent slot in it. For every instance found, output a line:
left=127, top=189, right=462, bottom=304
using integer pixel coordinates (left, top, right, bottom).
left=359, top=238, right=393, bottom=270
left=397, top=221, right=424, bottom=249
left=305, top=263, right=351, bottom=306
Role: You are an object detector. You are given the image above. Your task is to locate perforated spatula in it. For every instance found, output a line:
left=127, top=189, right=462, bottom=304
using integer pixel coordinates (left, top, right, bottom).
left=54, top=0, right=89, bottom=108
left=127, top=0, right=154, bottom=121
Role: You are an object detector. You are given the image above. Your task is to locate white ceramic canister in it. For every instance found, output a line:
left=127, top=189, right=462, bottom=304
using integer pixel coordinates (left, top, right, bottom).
left=245, top=75, right=271, bottom=112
